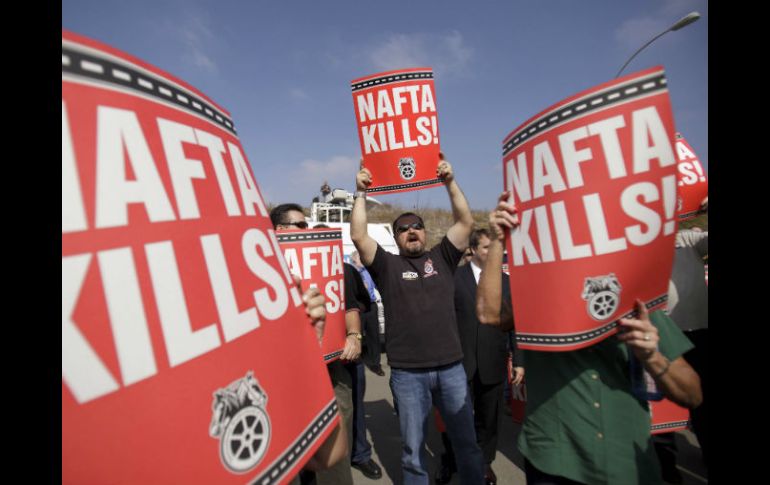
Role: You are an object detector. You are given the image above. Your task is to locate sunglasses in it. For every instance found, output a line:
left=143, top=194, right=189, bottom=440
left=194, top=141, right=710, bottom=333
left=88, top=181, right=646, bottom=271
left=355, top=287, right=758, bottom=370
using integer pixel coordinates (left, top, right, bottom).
left=395, top=221, right=424, bottom=234
left=282, top=221, right=309, bottom=229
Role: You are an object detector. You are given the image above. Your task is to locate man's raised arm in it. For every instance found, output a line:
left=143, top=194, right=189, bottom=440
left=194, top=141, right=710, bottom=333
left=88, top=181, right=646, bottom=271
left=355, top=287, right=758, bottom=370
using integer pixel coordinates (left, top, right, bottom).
left=351, top=165, right=378, bottom=266
left=439, top=153, right=474, bottom=251
left=477, top=192, right=518, bottom=330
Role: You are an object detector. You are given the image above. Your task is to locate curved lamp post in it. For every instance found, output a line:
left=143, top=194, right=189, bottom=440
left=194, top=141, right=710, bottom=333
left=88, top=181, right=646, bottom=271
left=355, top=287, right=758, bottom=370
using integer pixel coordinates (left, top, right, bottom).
left=614, top=11, right=701, bottom=78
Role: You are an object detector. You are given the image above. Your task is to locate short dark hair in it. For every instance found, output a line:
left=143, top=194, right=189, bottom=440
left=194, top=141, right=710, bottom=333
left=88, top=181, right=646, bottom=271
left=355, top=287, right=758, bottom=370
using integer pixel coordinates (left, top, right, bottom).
left=469, top=228, right=490, bottom=249
left=392, top=212, right=425, bottom=233
left=270, top=203, right=305, bottom=228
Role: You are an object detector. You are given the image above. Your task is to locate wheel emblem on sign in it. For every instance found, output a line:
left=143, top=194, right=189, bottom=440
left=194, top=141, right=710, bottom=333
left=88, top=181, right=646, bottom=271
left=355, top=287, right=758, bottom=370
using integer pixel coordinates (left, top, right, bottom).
left=398, top=157, right=416, bottom=180
left=209, top=371, right=271, bottom=473
left=581, top=274, right=622, bottom=321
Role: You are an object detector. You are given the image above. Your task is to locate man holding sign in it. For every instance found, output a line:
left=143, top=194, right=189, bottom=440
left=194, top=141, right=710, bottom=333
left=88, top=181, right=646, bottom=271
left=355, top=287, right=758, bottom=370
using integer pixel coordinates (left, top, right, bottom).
left=351, top=154, right=484, bottom=485
left=271, top=205, right=362, bottom=485
left=477, top=194, right=702, bottom=485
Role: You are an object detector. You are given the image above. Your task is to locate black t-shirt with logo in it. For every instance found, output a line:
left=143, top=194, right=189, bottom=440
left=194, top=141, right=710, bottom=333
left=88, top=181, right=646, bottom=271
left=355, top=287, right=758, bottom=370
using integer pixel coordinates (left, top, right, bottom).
left=366, top=236, right=464, bottom=368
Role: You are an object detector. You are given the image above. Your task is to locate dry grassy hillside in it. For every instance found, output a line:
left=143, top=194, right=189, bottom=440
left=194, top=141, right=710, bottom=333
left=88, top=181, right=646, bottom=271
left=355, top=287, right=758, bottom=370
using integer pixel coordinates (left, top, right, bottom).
left=266, top=202, right=707, bottom=251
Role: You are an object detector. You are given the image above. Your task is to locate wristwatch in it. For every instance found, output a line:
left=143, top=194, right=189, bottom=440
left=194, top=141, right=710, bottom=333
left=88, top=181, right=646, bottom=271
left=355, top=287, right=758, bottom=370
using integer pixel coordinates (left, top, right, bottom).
left=354, top=191, right=367, bottom=199
left=346, top=332, right=362, bottom=341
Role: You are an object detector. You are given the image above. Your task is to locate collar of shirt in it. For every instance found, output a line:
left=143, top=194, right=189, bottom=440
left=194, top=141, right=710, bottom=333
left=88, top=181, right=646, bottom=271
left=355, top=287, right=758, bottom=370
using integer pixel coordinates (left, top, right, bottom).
left=470, top=261, right=482, bottom=284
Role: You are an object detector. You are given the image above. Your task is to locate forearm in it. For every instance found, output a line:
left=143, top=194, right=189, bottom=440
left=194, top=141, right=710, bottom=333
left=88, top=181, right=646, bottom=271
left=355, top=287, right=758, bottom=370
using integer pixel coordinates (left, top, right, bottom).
left=446, top=178, right=473, bottom=228
left=645, top=354, right=703, bottom=409
left=445, top=180, right=474, bottom=251
left=350, top=195, right=377, bottom=265
left=350, top=195, right=368, bottom=244
left=345, top=310, right=362, bottom=334
left=477, top=237, right=505, bottom=325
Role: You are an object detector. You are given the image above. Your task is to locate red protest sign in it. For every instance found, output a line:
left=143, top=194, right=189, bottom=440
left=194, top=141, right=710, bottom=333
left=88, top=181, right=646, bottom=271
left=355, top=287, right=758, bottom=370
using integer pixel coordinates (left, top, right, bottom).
left=277, top=228, right=346, bottom=362
left=502, top=67, right=678, bottom=351
left=650, top=398, right=690, bottom=435
left=675, top=133, right=708, bottom=221
left=351, top=67, right=442, bottom=195
left=62, top=30, right=337, bottom=485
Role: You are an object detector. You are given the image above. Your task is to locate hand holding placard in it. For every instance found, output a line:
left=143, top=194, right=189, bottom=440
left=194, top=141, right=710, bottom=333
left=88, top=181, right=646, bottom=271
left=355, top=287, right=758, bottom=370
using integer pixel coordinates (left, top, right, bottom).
left=296, top=273, right=326, bottom=345
left=356, top=164, right=373, bottom=192
left=436, top=152, right=454, bottom=183
left=488, top=191, right=520, bottom=242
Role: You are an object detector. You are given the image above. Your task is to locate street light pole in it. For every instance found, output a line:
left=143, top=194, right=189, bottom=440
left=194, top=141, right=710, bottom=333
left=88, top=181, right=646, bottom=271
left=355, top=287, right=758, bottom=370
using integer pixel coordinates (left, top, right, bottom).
left=614, top=11, right=701, bottom=78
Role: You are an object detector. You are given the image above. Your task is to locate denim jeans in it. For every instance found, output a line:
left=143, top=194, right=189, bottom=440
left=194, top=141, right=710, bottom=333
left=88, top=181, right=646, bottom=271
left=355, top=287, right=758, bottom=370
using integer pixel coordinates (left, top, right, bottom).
left=390, top=361, right=484, bottom=485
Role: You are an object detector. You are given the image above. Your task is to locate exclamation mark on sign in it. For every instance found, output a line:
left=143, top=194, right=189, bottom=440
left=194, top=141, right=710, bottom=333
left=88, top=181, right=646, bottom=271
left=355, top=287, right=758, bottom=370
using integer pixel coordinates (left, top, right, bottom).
left=267, top=229, right=303, bottom=306
left=662, top=175, right=677, bottom=235
left=692, top=161, right=706, bottom=182
left=431, top=115, right=438, bottom=144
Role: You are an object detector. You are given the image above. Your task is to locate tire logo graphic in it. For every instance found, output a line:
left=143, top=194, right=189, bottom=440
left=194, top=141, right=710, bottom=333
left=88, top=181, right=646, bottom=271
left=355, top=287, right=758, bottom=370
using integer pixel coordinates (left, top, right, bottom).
left=209, top=371, right=271, bottom=473
left=398, top=158, right=416, bottom=180
left=580, top=273, right=622, bottom=321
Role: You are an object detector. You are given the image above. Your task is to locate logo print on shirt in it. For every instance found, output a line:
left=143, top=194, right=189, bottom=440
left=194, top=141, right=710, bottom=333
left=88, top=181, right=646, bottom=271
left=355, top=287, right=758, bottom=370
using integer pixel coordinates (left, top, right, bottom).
left=402, top=271, right=419, bottom=280
left=423, top=258, right=438, bottom=278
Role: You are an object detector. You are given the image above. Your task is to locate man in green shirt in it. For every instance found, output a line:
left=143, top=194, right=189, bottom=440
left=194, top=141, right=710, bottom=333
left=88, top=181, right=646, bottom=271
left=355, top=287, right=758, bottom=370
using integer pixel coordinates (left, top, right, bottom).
left=475, top=192, right=703, bottom=485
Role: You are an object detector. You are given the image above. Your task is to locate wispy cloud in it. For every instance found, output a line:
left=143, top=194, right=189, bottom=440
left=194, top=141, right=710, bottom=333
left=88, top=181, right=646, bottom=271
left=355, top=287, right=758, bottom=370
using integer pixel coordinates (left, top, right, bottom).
left=614, top=0, right=703, bottom=51
left=169, top=11, right=219, bottom=73
left=287, top=155, right=359, bottom=197
left=367, top=31, right=473, bottom=77
left=289, top=88, right=309, bottom=101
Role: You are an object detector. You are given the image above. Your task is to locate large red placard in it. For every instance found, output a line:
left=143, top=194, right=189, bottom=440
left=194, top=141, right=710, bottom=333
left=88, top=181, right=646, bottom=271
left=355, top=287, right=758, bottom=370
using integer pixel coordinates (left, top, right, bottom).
left=351, top=67, right=442, bottom=195
left=674, top=132, right=708, bottom=220
left=62, top=30, right=337, bottom=484
left=502, top=67, right=678, bottom=351
left=277, top=229, right=346, bottom=362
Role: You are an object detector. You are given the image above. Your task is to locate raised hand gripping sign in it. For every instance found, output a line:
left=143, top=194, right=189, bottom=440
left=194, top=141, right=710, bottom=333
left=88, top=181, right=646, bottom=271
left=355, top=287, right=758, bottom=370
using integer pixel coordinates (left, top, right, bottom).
left=351, top=67, right=442, bottom=195
left=62, top=31, right=337, bottom=484
left=502, top=67, right=678, bottom=351
left=675, top=133, right=708, bottom=220
left=277, top=228, right=346, bottom=362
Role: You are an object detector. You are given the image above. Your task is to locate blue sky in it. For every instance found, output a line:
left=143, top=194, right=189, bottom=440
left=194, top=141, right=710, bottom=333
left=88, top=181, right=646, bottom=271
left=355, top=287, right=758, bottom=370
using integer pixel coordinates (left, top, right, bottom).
left=63, top=0, right=708, bottom=211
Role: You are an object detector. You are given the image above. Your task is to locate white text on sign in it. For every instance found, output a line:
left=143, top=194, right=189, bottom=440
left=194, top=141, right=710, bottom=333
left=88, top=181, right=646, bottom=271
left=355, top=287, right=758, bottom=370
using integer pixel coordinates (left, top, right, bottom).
left=356, top=84, right=438, bottom=154
left=505, top=106, right=677, bottom=266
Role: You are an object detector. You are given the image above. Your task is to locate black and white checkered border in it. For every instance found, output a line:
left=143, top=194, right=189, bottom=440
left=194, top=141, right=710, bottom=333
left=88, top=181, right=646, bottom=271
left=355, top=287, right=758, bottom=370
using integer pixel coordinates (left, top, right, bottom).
left=276, top=231, right=342, bottom=243
left=351, top=71, right=433, bottom=92
left=515, top=294, right=668, bottom=348
left=62, top=44, right=236, bottom=136
left=249, top=398, right=338, bottom=485
left=323, top=350, right=344, bottom=362
left=367, top=178, right=442, bottom=193
left=651, top=420, right=690, bottom=432
left=502, top=71, right=667, bottom=156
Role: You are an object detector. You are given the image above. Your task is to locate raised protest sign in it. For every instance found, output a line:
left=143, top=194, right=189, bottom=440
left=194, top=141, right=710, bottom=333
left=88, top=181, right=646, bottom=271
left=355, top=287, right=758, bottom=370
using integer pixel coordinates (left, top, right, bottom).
left=62, top=30, right=337, bottom=484
left=650, top=398, right=690, bottom=435
left=351, top=67, right=442, bottom=195
left=502, top=67, right=678, bottom=351
left=675, top=132, right=708, bottom=220
left=277, top=228, right=346, bottom=362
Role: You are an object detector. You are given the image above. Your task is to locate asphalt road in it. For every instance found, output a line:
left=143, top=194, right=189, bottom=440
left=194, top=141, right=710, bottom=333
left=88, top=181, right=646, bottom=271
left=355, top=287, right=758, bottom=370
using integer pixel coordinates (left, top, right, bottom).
left=351, top=357, right=707, bottom=485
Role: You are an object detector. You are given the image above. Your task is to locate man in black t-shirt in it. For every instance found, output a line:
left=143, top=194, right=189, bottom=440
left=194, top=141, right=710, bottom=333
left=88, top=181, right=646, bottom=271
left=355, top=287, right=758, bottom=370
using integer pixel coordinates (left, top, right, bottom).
left=350, top=154, right=484, bottom=485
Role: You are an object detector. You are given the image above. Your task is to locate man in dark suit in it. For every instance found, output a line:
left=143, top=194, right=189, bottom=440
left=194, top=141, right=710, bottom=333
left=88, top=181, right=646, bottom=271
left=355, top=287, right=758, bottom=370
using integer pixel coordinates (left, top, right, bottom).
left=436, top=228, right=523, bottom=485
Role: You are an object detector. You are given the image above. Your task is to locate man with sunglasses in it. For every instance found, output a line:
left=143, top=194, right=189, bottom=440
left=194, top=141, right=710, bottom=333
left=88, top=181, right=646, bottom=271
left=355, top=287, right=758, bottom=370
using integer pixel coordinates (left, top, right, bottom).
left=351, top=154, right=483, bottom=485
left=270, top=203, right=310, bottom=230
left=270, top=204, right=362, bottom=485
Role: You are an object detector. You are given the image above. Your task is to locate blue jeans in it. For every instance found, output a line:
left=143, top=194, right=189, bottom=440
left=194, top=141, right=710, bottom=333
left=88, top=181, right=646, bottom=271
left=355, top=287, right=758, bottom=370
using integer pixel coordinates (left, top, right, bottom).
left=390, top=361, right=484, bottom=485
